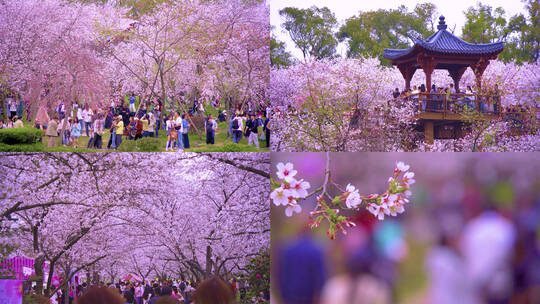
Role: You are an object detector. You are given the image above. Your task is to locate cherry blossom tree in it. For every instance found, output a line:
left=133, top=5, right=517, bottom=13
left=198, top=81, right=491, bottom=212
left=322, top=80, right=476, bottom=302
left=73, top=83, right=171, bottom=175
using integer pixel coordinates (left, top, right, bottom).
left=0, top=152, right=269, bottom=297
left=0, top=0, right=270, bottom=125
left=101, top=0, right=269, bottom=120
left=271, top=57, right=540, bottom=151
left=0, top=0, right=127, bottom=118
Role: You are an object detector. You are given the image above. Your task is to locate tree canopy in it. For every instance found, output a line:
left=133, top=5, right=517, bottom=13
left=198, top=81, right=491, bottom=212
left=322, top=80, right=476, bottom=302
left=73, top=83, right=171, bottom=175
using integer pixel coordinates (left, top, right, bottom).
left=337, top=4, right=437, bottom=65
left=277, top=1, right=538, bottom=65
left=463, top=1, right=539, bottom=64
left=279, top=6, right=338, bottom=60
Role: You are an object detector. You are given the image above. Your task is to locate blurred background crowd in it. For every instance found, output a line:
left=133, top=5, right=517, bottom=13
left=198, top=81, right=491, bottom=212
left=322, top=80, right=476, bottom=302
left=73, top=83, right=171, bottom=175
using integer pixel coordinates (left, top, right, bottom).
left=271, top=153, right=540, bottom=304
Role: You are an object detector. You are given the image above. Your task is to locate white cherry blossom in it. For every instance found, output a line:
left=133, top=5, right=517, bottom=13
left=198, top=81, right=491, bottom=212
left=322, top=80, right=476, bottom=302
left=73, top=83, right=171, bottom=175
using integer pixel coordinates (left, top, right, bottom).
left=345, top=184, right=362, bottom=209
left=396, top=161, right=410, bottom=172
left=367, top=203, right=390, bottom=220
left=270, top=187, right=292, bottom=206
left=285, top=203, right=302, bottom=217
left=289, top=179, right=311, bottom=198
left=276, top=162, right=298, bottom=183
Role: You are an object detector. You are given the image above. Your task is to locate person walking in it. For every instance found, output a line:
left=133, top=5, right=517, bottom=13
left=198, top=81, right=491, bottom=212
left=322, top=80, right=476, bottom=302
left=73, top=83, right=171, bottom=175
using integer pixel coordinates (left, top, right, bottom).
left=114, top=116, right=124, bottom=149
left=8, top=98, right=17, bottom=119
left=174, top=111, right=184, bottom=151
left=94, top=114, right=104, bottom=149
left=141, top=114, right=151, bottom=137
left=70, top=117, right=82, bottom=148
left=129, top=93, right=136, bottom=113
left=82, top=104, right=93, bottom=137
left=134, top=117, right=143, bottom=141
left=134, top=282, right=143, bottom=304
left=61, top=118, right=72, bottom=146
left=46, top=115, right=59, bottom=148
left=231, top=115, right=243, bottom=144
left=263, top=113, right=271, bottom=148
left=165, top=115, right=174, bottom=151
left=246, top=114, right=259, bottom=148
left=105, top=108, right=115, bottom=149
left=181, top=114, right=190, bottom=149
left=205, top=114, right=217, bottom=145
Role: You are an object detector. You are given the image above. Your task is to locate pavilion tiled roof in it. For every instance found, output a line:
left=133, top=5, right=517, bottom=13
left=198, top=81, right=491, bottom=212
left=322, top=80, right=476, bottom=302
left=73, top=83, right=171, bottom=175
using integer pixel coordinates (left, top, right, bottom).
left=383, top=16, right=504, bottom=61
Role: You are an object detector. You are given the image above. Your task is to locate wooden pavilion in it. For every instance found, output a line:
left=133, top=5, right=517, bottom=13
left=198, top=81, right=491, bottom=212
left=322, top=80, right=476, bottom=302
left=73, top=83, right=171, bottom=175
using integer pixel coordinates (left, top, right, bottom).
left=383, top=16, right=505, bottom=144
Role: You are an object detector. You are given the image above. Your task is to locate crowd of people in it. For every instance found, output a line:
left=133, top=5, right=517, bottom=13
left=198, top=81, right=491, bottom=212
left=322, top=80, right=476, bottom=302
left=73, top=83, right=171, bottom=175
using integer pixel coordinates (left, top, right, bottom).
left=0, top=94, right=25, bottom=129
left=34, top=276, right=253, bottom=304
left=228, top=110, right=272, bottom=149
left=274, top=193, right=539, bottom=304
left=1, top=94, right=274, bottom=150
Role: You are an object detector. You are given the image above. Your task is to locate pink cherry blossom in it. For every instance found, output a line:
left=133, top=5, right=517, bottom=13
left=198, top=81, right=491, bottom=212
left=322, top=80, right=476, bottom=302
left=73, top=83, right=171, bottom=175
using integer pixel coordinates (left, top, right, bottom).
left=289, top=179, right=311, bottom=198
left=396, top=162, right=410, bottom=172
left=285, top=203, right=302, bottom=217
left=367, top=203, right=390, bottom=221
left=271, top=187, right=292, bottom=206
left=276, top=162, right=298, bottom=183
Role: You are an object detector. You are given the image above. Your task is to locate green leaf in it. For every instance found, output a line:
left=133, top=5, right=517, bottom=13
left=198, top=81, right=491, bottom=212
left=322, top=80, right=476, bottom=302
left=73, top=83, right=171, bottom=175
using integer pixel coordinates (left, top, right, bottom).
left=270, top=178, right=282, bottom=190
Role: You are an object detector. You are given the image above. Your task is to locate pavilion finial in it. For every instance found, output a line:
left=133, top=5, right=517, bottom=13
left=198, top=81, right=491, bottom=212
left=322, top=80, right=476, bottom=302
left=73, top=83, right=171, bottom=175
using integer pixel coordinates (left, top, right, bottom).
left=437, top=16, right=447, bottom=30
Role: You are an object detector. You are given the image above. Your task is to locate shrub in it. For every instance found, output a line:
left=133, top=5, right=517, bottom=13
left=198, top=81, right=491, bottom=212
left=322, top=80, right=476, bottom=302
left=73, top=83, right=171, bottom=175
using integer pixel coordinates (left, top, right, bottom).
left=201, top=143, right=259, bottom=152
left=136, top=137, right=161, bottom=152
left=117, top=140, right=138, bottom=152
left=219, top=143, right=244, bottom=152
left=0, top=142, right=44, bottom=152
left=0, top=127, right=43, bottom=145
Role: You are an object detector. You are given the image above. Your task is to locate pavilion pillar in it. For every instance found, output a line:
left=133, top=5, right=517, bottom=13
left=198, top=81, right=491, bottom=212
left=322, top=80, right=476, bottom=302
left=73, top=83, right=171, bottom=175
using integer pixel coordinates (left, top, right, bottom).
left=418, top=55, right=435, bottom=91
left=448, top=67, right=467, bottom=92
left=397, top=64, right=415, bottom=91
left=471, top=58, right=489, bottom=91
left=424, top=121, right=434, bottom=145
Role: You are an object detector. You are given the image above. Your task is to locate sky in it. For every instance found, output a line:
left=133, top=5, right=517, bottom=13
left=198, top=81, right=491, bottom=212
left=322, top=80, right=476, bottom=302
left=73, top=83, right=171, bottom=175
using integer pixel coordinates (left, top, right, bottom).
left=270, top=0, right=528, bottom=59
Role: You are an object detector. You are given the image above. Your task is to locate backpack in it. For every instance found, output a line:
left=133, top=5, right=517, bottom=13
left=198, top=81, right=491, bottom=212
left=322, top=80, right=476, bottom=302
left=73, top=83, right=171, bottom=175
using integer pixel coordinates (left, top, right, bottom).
left=250, top=119, right=258, bottom=133
left=232, top=119, right=239, bottom=130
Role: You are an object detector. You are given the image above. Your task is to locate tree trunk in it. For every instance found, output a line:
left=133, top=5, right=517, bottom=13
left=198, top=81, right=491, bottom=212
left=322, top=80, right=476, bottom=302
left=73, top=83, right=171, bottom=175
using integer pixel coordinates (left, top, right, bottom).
left=46, top=260, right=55, bottom=291
left=205, top=245, right=213, bottom=279
left=34, top=255, right=45, bottom=295
left=62, top=265, right=71, bottom=304
left=32, top=225, right=39, bottom=252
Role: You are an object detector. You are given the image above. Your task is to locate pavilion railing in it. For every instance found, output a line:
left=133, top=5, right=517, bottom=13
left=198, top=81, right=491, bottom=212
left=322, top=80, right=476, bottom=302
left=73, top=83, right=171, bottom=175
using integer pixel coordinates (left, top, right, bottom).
left=389, top=93, right=538, bottom=131
left=409, top=92, right=502, bottom=116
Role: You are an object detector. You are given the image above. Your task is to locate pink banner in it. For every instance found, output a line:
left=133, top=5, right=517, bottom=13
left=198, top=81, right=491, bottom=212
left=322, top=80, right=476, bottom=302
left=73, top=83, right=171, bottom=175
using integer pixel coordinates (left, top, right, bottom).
left=0, top=280, right=23, bottom=304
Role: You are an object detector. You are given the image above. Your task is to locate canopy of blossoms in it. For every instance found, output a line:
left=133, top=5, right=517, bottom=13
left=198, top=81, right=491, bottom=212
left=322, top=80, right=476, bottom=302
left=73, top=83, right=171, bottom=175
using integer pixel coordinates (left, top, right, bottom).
left=0, top=153, right=269, bottom=287
left=0, top=0, right=269, bottom=117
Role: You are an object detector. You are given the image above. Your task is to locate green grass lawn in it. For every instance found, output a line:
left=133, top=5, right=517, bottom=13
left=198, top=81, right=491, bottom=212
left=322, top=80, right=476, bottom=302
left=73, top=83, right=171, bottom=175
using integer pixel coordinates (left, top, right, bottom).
left=42, top=120, right=269, bottom=152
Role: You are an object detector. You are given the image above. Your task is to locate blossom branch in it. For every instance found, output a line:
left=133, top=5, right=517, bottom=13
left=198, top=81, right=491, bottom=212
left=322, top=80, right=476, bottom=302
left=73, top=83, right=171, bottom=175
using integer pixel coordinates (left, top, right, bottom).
left=271, top=160, right=414, bottom=239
